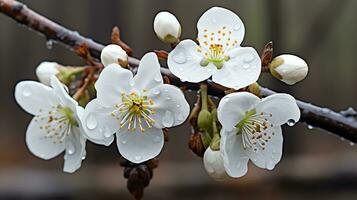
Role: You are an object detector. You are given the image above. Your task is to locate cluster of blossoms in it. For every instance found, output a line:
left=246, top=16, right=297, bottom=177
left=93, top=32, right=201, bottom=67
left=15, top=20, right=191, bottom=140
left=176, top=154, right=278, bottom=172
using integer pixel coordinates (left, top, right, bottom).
left=15, top=6, right=306, bottom=182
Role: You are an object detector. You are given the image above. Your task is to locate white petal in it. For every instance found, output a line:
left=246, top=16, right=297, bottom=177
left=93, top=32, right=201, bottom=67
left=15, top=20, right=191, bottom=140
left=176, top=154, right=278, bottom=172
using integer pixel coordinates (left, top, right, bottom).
left=168, top=39, right=216, bottom=82
left=220, top=129, right=249, bottom=178
left=26, top=118, right=65, bottom=160
left=133, top=52, right=163, bottom=91
left=212, top=47, right=261, bottom=90
left=217, top=92, right=260, bottom=132
left=116, top=127, right=164, bottom=164
left=15, top=81, right=59, bottom=115
left=50, top=76, right=78, bottom=110
left=197, top=7, right=245, bottom=46
left=146, top=84, right=190, bottom=128
left=95, top=64, right=133, bottom=107
left=203, top=147, right=229, bottom=181
left=256, top=93, right=300, bottom=126
left=81, top=99, right=116, bottom=146
left=63, top=128, right=87, bottom=173
left=244, top=126, right=283, bottom=170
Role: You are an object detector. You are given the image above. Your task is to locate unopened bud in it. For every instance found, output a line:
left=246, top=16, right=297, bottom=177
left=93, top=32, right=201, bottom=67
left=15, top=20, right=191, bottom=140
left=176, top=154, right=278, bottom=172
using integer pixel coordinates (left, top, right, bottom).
left=100, top=44, right=128, bottom=67
left=153, top=11, right=181, bottom=44
left=197, top=109, right=212, bottom=131
left=203, top=147, right=229, bottom=181
left=270, top=54, right=308, bottom=85
left=35, top=61, right=60, bottom=86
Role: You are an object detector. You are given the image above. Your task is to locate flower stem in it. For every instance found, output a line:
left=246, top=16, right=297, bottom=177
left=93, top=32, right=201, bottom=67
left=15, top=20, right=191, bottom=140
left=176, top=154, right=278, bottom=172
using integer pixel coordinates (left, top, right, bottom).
left=200, top=84, right=208, bottom=111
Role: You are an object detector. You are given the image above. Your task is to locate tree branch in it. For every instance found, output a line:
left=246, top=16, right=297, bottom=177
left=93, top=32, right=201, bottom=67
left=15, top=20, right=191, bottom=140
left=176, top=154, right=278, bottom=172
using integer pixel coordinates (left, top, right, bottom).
left=1, top=0, right=357, bottom=142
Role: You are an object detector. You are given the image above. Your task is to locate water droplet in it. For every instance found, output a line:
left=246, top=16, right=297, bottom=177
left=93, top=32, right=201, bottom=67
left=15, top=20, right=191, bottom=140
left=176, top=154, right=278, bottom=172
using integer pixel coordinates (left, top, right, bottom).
left=173, top=52, right=187, bottom=64
left=162, top=110, right=174, bottom=127
left=166, top=96, right=172, bottom=101
left=135, top=155, right=142, bottom=161
left=307, top=125, right=314, bottom=130
left=81, top=151, right=87, bottom=160
left=86, top=114, right=97, bottom=130
left=207, top=68, right=212, bottom=72
left=322, top=108, right=330, bottom=114
left=104, top=131, right=112, bottom=138
left=266, top=161, right=275, bottom=170
left=154, top=75, right=162, bottom=82
left=46, top=39, right=53, bottom=49
left=233, top=24, right=241, bottom=31
left=129, top=80, right=135, bottom=87
left=152, top=89, right=161, bottom=95
left=153, top=136, right=161, bottom=143
left=121, top=140, right=127, bottom=145
left=176, top=104, right=181, bottom=108
left=287, top=119, right=296, bottom=126
left=67, top=143, right=75, bottom=155
left=242, top=64, right=250, bottom=69
left=22, top=89, right=31, bottom=97
left=350, top=142, right=355, bottom=146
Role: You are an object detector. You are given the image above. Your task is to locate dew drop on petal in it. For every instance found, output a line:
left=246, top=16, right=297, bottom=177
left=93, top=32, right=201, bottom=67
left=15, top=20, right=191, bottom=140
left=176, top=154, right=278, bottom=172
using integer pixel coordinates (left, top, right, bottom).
left=86, top=114, right=98, bottom=130
left=162, top=110, right=174, bottom=127
left=23, top=89, right=32, bottom=97
left=135, top=155, right=142, bottom=161
left=121, top=140, right=127, bottom=145
left=104, top=131, right=112, bottom=138
left=152, top=89, right=161, bottom=95
left=173, top=52, right=187, bottom=64
left=233, top=24, right=241, bottom=31
left=154, top=75, right=162, bottom=82
left=67, top=143, right=75, bottom=155
left=287, top=119, right=296, bottom=126
left=81, top=151, right=87, bottom=160
left=243, top=54, right=255, bottom=63
left=242, top=64, right=250, bottom=70
left=129, top=80, right=135, bottom=87
left=266, top=161, right=275, bottom=170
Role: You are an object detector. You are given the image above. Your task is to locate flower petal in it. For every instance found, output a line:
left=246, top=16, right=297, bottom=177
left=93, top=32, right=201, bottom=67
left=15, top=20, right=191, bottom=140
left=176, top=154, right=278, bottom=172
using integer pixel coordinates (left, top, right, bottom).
left=212, top=47, right=261, bottom=89
left=133, top=52, right=163, bottom=92
left=63, top=127, right=87, bottom=173
left=81, top=99, right=116, bottom=146
left=220, top=128, right=249, bottom=178
left=256, top=93, right=300, bottom=126
left=146, top=84, right=190, bottom=128
left=95, top=64, right=133, bottom=107
left=168, top=39, right=216, bottom=82
left=217, top=92, right=260, bottom=132
left=197, top=7, right=245, bottom=46
left=244, top=126, right=283, bottom=170
left=26, top=118, right=65, bottom=160
left=116, top=127, right=164, bottom=164
left=50, top=76, right=78, bottom=110
left=15, top=81, right=59, bottom=115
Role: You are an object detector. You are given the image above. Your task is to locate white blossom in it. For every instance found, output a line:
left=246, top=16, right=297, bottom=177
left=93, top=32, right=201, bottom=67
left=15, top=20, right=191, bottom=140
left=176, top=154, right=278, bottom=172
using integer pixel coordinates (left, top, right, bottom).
left=35, top=61, right=60, bottom=86
left=270, top=54, right=308, bottom=85
left=153, top=11, right=181, bottom=43
left=217, top=92, right=300, bottom=177
left=101, top=44, right=128, bottom=67
left=203, top=147, right=229, bottom=181
left=168, top=7, right=261, bottom=89
left=83, top=52, right=190, bottom=163
left=14, top=76, right=87, bottom=173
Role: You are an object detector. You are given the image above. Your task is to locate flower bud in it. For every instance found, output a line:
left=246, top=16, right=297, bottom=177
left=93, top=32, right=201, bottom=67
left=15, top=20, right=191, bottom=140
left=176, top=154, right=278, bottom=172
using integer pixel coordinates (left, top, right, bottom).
left=203, top=147, right=229, bottom=181
left=35, top=61, right=60, bottom=86
left=270, top=54, right=308, bottom=85
left=197, top=109, right=212, bottom=131
left=153, top=11, right=181, bottom=43
left=100, top=44, right=128, bottom=67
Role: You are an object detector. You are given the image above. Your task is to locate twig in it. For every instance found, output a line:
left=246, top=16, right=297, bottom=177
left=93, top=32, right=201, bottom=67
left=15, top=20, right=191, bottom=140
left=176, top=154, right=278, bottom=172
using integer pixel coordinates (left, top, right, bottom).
left=1, top=0, right=357, bottom=142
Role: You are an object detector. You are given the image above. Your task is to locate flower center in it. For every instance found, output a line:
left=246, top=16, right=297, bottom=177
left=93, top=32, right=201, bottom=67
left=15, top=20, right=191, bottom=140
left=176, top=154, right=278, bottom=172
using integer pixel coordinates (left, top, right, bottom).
left=111, top=92, right=156, bottom=132
left=36, top=105, right=78, bottom=144
left=197, top=26, right=239, bottom=69
left=235, top=109, right=274, bottom=152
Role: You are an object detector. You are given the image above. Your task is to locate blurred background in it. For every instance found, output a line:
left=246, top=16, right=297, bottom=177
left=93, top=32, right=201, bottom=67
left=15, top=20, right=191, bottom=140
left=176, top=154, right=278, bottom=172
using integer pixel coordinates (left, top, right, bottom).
left=1, top=0, right=357, bottom=199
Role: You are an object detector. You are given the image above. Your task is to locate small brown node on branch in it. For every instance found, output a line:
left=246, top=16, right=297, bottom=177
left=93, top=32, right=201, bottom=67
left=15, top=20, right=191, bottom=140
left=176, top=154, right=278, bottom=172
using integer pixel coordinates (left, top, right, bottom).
left=163, top=76, right=171, bottom=84
left=224, top=88, right=237, bottom=95
left=188, top=130, right=205, bottom=157
left=75, top=43, right=96, bottom=66
left=261, top=41, right=274, bottom=72
left=163, top=128, right=169, bottom=142
left=111, top=26, right=133, bottom=56
left=154, top=50, right=169, bottom=60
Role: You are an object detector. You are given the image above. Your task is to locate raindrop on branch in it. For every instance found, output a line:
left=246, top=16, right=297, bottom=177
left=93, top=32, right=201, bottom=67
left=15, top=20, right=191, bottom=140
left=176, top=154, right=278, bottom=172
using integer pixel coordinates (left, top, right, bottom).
left=46, top=39, right=53, bottom=49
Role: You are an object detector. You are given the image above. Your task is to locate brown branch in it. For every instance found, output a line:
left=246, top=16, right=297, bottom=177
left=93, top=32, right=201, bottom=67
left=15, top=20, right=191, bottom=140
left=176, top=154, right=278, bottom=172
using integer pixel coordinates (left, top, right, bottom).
left=1, top=0, right=357, bottom=143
